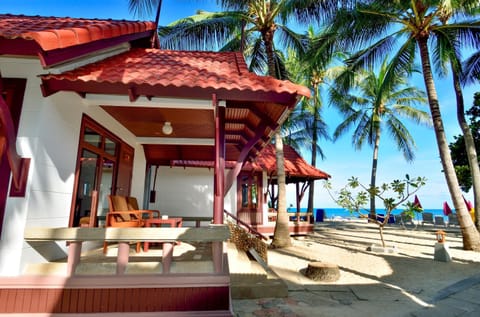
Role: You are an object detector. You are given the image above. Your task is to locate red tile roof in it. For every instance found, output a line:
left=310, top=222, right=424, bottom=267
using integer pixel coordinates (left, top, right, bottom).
left=0, top=14, right=156, bottom=51
left=244, top=144, right=331, bottom=181
left=41, top=48, right=311, bottom=103
left=173, top=144, right=330, bottom=181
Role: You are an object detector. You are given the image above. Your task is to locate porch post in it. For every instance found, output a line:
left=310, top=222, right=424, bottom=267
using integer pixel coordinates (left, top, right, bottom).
left=213, top=95, right=225, bottom=224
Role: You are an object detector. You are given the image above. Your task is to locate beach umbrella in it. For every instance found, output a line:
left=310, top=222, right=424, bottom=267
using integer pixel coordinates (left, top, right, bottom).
left=413, top=195, right=423, bottom=210
left=443, top=201, right=452, bottom=216
left=463, top=196, right=473, bottom=211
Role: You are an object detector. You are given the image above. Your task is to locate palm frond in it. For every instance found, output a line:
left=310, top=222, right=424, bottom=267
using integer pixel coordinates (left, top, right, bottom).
left=462, top=50, right=480, bottom=84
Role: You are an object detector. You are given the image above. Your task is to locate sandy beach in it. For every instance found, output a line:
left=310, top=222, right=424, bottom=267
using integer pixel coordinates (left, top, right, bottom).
left=232, top=220, right=480, bottom=317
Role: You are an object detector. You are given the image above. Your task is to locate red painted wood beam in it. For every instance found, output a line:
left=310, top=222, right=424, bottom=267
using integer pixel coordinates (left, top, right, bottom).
left=224, top=121, right=267, bottom=195
left=213, top=94, right=225, bottom=224
left=0, top=93, right=30, bottom=196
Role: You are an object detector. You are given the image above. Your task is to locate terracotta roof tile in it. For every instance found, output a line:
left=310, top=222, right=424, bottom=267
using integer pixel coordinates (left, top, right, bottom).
left=245, top=144, right=331, bottom=180
left=41, top=48, right=311, bottom=100
left=172, top=144, right=330, bottom=181
left=0, top=14, right=156, bottom=51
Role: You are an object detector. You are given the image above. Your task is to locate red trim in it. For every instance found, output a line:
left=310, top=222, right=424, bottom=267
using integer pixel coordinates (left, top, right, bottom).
left=214, top=95, right=225, bottom=224
left=0, top=78, right=28, bottom=219
left=224, top=122, right=267, bottom=194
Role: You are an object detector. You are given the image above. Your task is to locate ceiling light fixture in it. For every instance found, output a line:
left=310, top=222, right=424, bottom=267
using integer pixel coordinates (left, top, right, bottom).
left=162, top=121, right=173, bottom=135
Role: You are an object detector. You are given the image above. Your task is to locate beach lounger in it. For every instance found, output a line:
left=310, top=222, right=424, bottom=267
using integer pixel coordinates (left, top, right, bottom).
left=448, top=213, right=459, bottom=227
left=395, top=213, right=415, bottom=228
left=434, top=216, right=446, bottom=227
left=421, top=212, right=434, bottom=227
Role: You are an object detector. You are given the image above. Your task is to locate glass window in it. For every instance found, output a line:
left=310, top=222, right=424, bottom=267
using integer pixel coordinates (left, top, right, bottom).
left=83, top=128, right=102, bottom=148
left=104, top=137, right=116, bottom=156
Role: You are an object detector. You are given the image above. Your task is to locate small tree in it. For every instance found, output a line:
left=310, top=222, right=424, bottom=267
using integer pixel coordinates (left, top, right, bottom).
left=325, top=175, right=426, bottom=247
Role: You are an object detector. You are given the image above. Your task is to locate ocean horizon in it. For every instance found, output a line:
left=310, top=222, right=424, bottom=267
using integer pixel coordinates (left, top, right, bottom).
left=288, top=207, right=449, bottom=220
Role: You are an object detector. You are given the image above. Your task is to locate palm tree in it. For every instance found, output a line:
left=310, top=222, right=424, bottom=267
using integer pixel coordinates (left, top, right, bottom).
left=434, top=9, right=480, bottom=230
left=156, top=0, right=346, bottom=248
left=331, top=58, right=429, bottom=219
left=463, top=52, right=480, bottom=228
left=330, top=0, right=480, bottom=250
left=283, top=29, right=344, bottom=215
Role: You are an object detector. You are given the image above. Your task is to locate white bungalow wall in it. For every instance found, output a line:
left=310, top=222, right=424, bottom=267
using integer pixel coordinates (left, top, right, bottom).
left=149, top=167, right=270, bottom=225
left=0, top=56, right=147, bottom=276
left=149, top=166, right=236, bottom=226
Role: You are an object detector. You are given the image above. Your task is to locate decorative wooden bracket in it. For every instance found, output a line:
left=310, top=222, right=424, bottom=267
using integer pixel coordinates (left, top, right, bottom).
left=0, top=94, right=30, bottom=197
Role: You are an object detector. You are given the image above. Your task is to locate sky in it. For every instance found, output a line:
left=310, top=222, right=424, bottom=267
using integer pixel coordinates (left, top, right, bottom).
left=1, top=0, right=478, bottom=209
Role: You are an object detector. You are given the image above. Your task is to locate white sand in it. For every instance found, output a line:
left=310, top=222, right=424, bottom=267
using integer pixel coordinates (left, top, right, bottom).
left=251, top=221, right=480, bottom=316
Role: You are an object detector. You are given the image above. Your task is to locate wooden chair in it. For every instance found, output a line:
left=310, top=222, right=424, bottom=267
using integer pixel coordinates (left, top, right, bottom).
left=126, top=196, right=160, bottom=219
left=103, top=195, right=147, bottom=254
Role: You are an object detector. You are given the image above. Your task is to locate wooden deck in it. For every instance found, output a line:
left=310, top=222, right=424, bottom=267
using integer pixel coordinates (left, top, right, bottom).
left=0, top=226, right=233, bottom=316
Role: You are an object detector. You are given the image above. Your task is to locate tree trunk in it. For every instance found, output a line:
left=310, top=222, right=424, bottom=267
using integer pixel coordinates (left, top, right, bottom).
left=308, top=93, right=319, bottom=215
left=271, top=132, right=292, bottom=248
left=263, top=27, right=291, bottom=248
left=369, top=126, right=381, bottom=220
left=417, top=38, right=480, bottom=250
left=451, top=67, right=480, bottom=230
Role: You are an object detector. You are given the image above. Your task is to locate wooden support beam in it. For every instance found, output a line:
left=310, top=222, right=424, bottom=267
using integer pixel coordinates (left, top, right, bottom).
left=0, top=92, right=30, bottom=196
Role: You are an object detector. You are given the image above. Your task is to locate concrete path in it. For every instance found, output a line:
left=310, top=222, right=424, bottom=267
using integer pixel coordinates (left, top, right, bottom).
left=232, top=274, right=480, bottom=316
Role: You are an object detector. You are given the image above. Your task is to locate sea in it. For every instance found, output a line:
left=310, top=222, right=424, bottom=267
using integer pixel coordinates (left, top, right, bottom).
left=288, top=207, right=449, bottom=222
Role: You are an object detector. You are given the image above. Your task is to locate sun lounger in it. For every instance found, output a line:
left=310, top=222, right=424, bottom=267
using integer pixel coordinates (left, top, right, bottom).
left=434, top=216, right=446, bottom=227
left=395, top=213, right=415, bottom=227
left=421, top=212, right=434, bottom=227
left=448, top=213, right=459, bottom=227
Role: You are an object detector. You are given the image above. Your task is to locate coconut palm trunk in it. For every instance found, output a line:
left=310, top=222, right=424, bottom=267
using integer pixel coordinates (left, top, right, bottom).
left=263, top=24, right=292, bottom=248
left=417, top=37, right=480, bottom=250
left=369, top=125, right=381, bottom=220
left=307, top=82, right=320, bottom=217
left=271, top=132, right=292, bottom=247
left=451, top=67, right=480, bottom=230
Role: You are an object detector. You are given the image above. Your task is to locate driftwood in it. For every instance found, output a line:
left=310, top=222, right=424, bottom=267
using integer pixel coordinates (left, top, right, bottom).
left=304, top=262, right=340, bottom=282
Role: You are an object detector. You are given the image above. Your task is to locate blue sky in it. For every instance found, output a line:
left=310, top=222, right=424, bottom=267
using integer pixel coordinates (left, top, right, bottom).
left=1, top=0, right=478, bottom=209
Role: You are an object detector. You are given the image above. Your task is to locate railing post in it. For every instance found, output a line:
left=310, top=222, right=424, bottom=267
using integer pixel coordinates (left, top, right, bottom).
left=212, top=241, right=223, bottom=273
left=67, top=241, right=82, bottom=276
left=116, top=242, right=130, bottom=274
left=162, top=242, right=174, bottom=273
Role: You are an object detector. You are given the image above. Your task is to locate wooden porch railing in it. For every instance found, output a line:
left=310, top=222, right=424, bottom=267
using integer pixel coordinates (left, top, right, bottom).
left=224, top=210, right=268, bottom=241
left=0, top=226, right=233, bottom=316
left=24, top=225, right=229, bottom=275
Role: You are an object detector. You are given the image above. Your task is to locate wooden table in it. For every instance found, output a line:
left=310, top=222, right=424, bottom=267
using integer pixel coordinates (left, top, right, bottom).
left=143, top=217, right=183, bottom=252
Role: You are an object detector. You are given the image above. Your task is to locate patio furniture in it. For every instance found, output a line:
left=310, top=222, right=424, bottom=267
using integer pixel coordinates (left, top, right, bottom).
left=126, top=196, right=160, bottom=218
left=422, top=212, right=434, bottom=226
left=103, top=195, right=158, bottom=254
left=448, top=213, right=459, bottom=227
left=395, top=213, right=415, bottom=228
left=103, top=210, right=145, bottom=254
left=434, top=216, right=447, bottom=227
left=143, top=217, right=183, bottom=252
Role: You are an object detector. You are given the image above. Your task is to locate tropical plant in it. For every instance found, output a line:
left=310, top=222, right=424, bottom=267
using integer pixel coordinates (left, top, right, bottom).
left=331, top=57, right=429, bottom=220
left=329, top=0, right=480, bottom=250
left=156, top=0, right=349, bottom=248
left=325, top=175, right=426, bottom=247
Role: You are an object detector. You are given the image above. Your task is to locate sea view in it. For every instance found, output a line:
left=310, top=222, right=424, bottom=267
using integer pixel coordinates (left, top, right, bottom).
left=288, top=207, right=449, bottom=222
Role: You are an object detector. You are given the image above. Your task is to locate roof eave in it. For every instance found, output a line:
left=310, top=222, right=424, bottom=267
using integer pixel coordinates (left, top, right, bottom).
left=1, top=30, right=155, bottom=67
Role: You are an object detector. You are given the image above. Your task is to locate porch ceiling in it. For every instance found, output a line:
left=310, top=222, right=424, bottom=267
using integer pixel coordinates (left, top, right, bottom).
left=101, top=103, right=283, bottom=165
